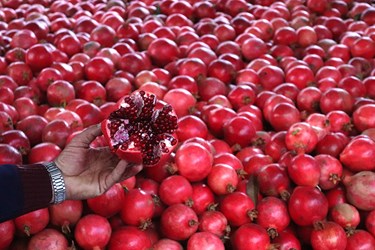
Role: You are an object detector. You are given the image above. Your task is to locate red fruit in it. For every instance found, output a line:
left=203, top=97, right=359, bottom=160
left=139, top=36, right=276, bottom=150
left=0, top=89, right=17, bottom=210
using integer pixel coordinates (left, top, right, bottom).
left=366, top=210, right=375, bottom=237
left=27, top=228, right=69, bottom=250
left=288, top=186, right=329, bottom=226
left=101, top=91, right=178, bottom=166
left=175, top=142, right=213, bottom=182
left=267, top=102, right=301, bottom=131
left=207, top=163, right=239, bottom=195
left=343, top=171, right=375, bottom=211
left=197, top=77, right=228, bottom=102
left=285, top=65, right=315, bottom=90
left=42, top=120, right=71, bottom=149
left=148, top=38, right=180, bottom=67
left=231, top=223, right=271, bottom=250
left=353, top=104, right=375, bottom=132
left=7, top=61, right=33, bottom=86
left=13, top=97, right=38, bottom=120
left=108, top=226, right=152, bottom=250
left=16, top=115, right=48, bottom=146
left=223, top=116, right=256, bottom=149
left=84, top=56, right=115, bottom=84
left=14, top=208, right=49, bottom=236
left=285, top=122, right=318, bottom=154
left=0, top=87, right=14, bottom=105
left=0, top=144, right=22, bottom=165
left=310, top=221, right=347, bottom=250
left=346, top=230, right=375, bottom=250
left=0, top=220, right=15, bottom=249
left=0, top=111, right=14, bottom=133
left=152, top=239, right=183, bottom=250
left=219, top=191, right=256, bottom=227
left=340, top=136, right=375, bottom=172
left=159, top=175, right=193, bottom=206
left=87, top=183, right=125, bottom=218
left=206, top=106, right=237, bottom=138
left=241, top=37, right=268, bottom=61
left=160, top=204, right=198, bottom=241
left=49, top=200, right=83, bottom=234
left=272, top=230, right=302, bottom=250
left=319, top=87, right=354, bottom=114
left=105, top=77, right=132, bottom=102
left=36, top=67, right=63, bottom=92
left=176, top=115, right=208, bottom=141
left=46, top=80, right=75, bottom=107
left=256, top=163, right=291, bottom=199
left=25, top=44, right=53, bottom=72
left=198, top=210, right=229, bottom=237
left=315, top=154, right=343, bottom=190
left=74, top=214, right=112, bottom=250
left=120, top=188, right=155, bottom=227
left=28, top=142, right=61, bottom=164
left=190, top=183, right=215, bottom=215
left=187, top=232, right=225, bottom=250
left=287, top=154, right=320, bottom=187
left=256, top=196, right=290, bottom=238
left=76, top=80, right=106, bottom=106
left=75, top=102, right=104, bottom=127
left=162, top=88, right=197, bottom=118
left=329, top=203, right=360, bottom=230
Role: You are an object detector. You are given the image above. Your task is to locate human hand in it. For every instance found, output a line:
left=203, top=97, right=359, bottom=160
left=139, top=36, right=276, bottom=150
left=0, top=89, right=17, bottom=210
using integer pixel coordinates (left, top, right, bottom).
left=54, top=124, right=143, bottom=200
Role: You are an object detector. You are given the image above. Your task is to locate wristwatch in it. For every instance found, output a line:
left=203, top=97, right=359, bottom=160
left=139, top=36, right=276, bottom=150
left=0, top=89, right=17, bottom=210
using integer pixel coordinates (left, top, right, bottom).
left=44, top=162, right=66, bottom=204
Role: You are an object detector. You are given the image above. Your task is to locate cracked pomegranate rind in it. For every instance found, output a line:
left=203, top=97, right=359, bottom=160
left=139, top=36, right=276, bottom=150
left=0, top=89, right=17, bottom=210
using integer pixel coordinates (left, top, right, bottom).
left=101, top=90, right=178, bottom=166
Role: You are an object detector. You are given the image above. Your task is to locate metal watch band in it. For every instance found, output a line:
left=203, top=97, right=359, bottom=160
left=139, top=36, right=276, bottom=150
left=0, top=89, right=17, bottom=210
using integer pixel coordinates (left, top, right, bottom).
left=44, top=162, right=66, bottom=204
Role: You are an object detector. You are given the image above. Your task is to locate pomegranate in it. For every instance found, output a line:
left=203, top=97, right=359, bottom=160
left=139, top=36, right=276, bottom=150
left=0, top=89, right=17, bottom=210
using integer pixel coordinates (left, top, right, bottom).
left=329, top=203, right=360, bottom=231
left=27, top=228, right=69, bottom=250
left=49, top=200, right=83, bottom=234
left=288, top=186, right=329, bottom=226
left=343, top=171, right=375, bottom=211
left=87, top=183, right=125, bottom=218
left=340, top=136, right=375, bottom=172
left=101, top=90, right=178, bottom=166
left=231, top=223, right=272, bottom=250
left=187, top=232, right=225, bottom=250
left=346, top=230, right=375, bottom=250
left=108, top=226, right=152, bottom=250
left=310, top=221, right=347, bottom=250
left=160, top=204, right=198, bottom=241
left=0, top=220, right=15, bottom=249
left=14, top=208, right=49, bottom=236
left=74, top=214, right=112, bottom=250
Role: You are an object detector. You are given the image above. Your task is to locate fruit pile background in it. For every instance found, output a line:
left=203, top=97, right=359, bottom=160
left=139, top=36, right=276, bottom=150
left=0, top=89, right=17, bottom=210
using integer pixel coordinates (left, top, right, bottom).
left=1, top=0, right=375, bottom=249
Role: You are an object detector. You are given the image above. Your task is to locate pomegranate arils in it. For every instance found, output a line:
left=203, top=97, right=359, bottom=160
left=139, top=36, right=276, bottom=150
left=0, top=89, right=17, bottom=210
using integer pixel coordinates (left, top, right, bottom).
left=105, top=91, right=178, bottom=166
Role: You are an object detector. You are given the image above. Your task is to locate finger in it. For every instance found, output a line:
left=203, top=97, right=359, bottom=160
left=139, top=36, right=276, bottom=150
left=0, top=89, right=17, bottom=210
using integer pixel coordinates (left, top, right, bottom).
left=106, top=159, right=131, bottom=185
left=121, top=163, right=143, bottom=180
left=69, top=124, right=103, bottom=147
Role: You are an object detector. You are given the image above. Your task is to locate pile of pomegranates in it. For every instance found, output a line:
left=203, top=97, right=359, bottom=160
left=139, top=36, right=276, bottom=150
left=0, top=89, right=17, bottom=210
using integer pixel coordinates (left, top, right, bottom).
left=1, top=0, right=375, bottom=249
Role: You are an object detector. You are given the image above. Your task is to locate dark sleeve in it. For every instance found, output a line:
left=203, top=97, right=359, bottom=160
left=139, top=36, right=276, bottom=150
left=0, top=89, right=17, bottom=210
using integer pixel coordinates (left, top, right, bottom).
left=0, top=164, right=52, bottom=223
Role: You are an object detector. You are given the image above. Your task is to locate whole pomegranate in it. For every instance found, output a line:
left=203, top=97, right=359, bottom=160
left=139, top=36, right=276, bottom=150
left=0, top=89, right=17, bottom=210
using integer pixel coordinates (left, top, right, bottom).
left=343, top=171, right=375, bottom=211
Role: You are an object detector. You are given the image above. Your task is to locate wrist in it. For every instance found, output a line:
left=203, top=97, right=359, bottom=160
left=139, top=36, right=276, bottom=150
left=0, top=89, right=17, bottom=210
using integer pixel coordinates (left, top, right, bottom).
left=43, top=162, right=66, bottom=204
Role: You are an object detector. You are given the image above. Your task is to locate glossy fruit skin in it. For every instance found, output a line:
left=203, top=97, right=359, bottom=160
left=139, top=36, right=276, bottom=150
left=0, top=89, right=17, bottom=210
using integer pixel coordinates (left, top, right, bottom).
left=87, top=183, right=125, bottom=218
left=231, top=223, right=271, bottom=250
left=120, top=188, right=155, bottom=227
left=108, top=226, right=152, bottom=250
left=74, top=214, right=112, bottom=250
left=187, top=232, right=225, bottom=250
left=175, top=141, right=213, bottom=182
left=346, top=230, right=375, bottom=250
left=160, top=204, right=198, bottom=241
left=288, top=186, right=329, bottom=226
left=287, top=153, right=320, bottom=187
left=219, top=191, right=256, bottom=227
left=14, top=208, right=50, bottom=236
left=48, top=200, right=83, bottom=233
left=285, top=122, right=318, bottom=154
left=340, top=136, right=375, bottom=172
left=0, top=220, right=15, bottom=249
left=310, top=221, right=347, bottom=250
left=27, top=228, right=69, bottom=250
left=256, top=196, right=290, bottom=237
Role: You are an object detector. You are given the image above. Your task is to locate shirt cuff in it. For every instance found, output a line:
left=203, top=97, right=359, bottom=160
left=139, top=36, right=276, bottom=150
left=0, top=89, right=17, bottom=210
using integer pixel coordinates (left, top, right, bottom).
left=17, top=164, right=53, bottom=215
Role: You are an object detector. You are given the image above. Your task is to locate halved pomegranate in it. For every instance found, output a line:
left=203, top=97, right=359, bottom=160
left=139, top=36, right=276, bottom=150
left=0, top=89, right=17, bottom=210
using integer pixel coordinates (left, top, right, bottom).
left=101, top=90, right=178, bottom=166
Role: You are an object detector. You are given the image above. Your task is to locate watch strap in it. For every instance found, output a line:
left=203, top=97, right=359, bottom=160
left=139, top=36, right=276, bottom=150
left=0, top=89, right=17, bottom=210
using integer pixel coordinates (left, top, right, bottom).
left=44, top=162, right=66, bottom=204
